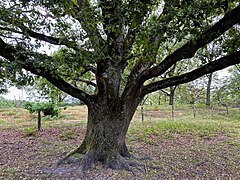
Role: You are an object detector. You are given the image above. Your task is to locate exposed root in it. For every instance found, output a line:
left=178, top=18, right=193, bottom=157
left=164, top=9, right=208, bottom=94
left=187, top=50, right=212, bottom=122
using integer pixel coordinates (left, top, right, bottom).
left=78, top=151, right=96, bottom=177
left=105, top=155, right=160, bottom=175
left=57, top=141, right=159, bottom=176
left=107, top=157, right=138, bottom=174
left=120, top=149, right=152, bottom=161
left=57, top=143, right=86, bottom=166
left=58, top=148, right=160, bottom=177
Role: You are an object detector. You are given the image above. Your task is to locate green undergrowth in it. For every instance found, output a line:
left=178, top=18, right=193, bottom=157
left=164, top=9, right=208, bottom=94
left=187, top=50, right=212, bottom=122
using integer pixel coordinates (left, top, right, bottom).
left=129, top=109, right=240, bottom=142
left=0, top=119, right=7, bottom=125
left=129, top=120, right=224, bottom=141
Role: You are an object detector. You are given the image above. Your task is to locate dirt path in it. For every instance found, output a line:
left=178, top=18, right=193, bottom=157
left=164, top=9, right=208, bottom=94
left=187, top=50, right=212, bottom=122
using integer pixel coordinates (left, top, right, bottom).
left=0, top=127, right=240, bottom=179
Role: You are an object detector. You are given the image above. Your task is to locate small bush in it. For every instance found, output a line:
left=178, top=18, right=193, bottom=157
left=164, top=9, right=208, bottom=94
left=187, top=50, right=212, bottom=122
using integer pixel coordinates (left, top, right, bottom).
left=23, top=102, right=59, bottom=117
left=41, top=103, right=59, bottom=116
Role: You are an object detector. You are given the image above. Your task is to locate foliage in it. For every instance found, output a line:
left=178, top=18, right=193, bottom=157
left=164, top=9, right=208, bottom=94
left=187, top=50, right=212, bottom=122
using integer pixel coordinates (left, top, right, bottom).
left=0, top=1, right=239, bottom=104
left=23, top=102, right=59, bottom=117
left=212, top=66, right=240, bottom=106
left=27, top=77, right=68, bottom=103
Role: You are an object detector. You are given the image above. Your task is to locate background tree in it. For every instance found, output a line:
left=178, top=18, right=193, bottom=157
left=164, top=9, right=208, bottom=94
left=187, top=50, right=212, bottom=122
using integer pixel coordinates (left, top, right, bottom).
left=196, top=39, right=226, bottom=106
left=213, top=66, right=240, bottom=109
left=205, top=72, right=213, bottom=106
left=0, top=0, right=240, bottom=173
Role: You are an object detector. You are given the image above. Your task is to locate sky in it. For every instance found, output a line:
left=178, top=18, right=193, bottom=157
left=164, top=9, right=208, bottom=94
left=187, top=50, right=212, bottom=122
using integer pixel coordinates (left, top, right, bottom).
left=2, top=87, right=28, bottom=100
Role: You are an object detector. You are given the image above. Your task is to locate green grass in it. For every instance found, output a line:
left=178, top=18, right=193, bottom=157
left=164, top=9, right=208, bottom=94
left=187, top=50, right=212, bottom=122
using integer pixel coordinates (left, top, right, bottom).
left=129, top=107, right=240, bottom=142
left=0, top=119, right=7, bottom=125
left=0, top=105, right=239, bottom=141
left=0, top=105, right=240, bottom=179
left=129, top=119, right=224, bottom=141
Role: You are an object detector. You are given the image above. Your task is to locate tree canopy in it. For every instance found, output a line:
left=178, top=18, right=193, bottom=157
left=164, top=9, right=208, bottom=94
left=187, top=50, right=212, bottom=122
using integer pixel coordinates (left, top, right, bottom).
left=0, top=0, right=239, bottom=104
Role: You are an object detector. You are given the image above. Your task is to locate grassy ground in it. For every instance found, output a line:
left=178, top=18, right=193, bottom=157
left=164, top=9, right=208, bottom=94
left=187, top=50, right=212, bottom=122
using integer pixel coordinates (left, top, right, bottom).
left=0, top=105, right=239, bottom=179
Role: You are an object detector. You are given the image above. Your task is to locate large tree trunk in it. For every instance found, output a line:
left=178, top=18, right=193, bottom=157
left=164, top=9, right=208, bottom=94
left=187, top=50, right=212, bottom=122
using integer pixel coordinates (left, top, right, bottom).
left=63, top=99, right=139, bottom=172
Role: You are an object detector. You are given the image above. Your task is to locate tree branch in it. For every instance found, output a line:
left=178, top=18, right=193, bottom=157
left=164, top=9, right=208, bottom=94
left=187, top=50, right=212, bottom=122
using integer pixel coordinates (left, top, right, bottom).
left=141, top=51, right=240, bottom=96
left=0, top=38, right=92, bottom=105
left=160, top=89, right=170, bottom=96
left=0, top=15, right=81, bottom=51
left=235, top=64, right=240, bottom=72
left=72, top=78, right=96, bottom=87
left=121, top=1, right=181, bottom=99
left=140, top=4, right=240, bottom=82
left=80, top=65, right=96, bottom=75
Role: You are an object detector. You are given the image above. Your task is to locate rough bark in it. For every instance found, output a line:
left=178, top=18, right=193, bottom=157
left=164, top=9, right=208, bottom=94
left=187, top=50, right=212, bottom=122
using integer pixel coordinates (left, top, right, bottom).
left=61, top=99, right=143, bottom=173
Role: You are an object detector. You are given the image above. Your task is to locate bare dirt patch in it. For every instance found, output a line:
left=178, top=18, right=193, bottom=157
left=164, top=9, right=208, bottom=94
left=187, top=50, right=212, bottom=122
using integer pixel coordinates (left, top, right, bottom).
left=1, top=127, right=239, bottom=179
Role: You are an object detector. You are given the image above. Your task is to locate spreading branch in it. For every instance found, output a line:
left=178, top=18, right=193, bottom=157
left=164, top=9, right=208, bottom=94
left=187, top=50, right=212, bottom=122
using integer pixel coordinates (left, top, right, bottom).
left=141, top=51, right=240, bottom=97
left=140, top=4, right=240, bottom=82
left=81, top=65, right=96, bottom=75
left=0, top=38, right=92, bottom=105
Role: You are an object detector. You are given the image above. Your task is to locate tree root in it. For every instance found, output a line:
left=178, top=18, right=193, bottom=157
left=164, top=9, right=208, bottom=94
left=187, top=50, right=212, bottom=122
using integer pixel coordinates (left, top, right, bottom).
left=57, top=144, right=86, bottom=166
left=58, top=148, right=161, bottom=177
left=78, top=151, right=96, bottom=176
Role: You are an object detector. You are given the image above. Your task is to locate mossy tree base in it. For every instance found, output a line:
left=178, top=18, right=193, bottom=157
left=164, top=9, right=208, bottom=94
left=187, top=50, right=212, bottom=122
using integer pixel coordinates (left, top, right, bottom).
left=58, top=100, right=158, bottom=173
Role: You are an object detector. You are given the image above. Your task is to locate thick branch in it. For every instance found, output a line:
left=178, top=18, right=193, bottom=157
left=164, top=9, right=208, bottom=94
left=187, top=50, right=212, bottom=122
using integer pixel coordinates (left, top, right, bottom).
left=141, top=51, right=240, bottom=96
left=0, top=38, right=92, bottom=105
left=2, top=25, right=80, bottom=51
left=140, top=4, right=240, bottom=82
left=160, top=89, right=170, bottom=96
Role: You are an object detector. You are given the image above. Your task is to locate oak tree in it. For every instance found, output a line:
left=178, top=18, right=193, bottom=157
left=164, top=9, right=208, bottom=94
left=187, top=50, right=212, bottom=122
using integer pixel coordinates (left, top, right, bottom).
left=0, top=0, right=240, bottom=172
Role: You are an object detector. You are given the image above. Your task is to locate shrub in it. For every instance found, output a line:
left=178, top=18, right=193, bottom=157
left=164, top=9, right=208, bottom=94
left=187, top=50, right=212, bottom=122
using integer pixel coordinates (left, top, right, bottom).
left=23, top=102, right=59, bottom=117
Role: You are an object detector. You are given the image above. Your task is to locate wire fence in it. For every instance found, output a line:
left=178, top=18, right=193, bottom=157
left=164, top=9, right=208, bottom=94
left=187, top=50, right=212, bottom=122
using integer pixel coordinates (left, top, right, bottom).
left=133, top=104, right=233, bottom=121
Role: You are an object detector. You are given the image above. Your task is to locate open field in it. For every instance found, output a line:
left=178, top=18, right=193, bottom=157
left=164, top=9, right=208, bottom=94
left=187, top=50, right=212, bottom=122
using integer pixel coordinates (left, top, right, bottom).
left=0, top=105, right=240, bottom=179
